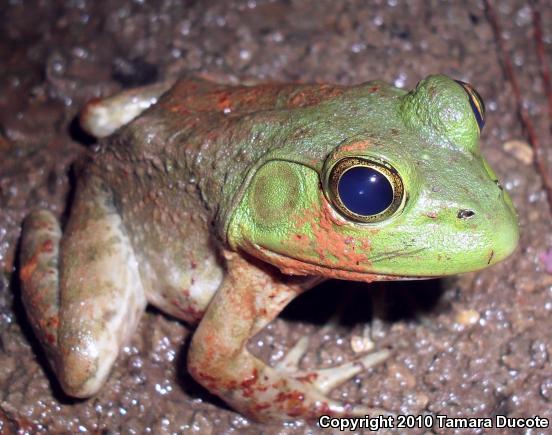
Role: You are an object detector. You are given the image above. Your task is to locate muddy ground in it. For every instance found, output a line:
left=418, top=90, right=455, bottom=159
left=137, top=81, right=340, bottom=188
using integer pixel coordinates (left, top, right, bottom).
left=1, top=0, right=552, bottom=433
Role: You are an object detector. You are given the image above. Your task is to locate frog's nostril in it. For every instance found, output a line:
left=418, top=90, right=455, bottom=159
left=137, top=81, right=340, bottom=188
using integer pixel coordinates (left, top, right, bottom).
left=495, top=180, right=504, bottom=191
left=457, top=209, right=475, bottom=219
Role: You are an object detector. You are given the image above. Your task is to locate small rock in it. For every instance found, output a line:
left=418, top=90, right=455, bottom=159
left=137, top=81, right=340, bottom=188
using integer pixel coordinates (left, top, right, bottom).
left=503, top=139, right=533, bottom=165
left=404, top=391, right=429, bottom=410
left=455, top=308, right=480, bottom=326
left=350, top=334, right=375, bottom=354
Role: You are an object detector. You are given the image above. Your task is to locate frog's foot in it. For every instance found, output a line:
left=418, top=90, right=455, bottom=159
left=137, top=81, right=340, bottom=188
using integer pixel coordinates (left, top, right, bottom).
left=276, top=336, right=390, bottom=396
left=188, top=252, right=392, bottom=422
left=19, top=210, right=62, bottom=358
left=80, top=80, right=175, bottom=138
left=20, top=178, right=146, bottom=397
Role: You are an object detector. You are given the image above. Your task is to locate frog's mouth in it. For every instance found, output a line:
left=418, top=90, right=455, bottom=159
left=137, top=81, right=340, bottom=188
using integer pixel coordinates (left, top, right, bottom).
left=246, top=243, right=436, bottom=282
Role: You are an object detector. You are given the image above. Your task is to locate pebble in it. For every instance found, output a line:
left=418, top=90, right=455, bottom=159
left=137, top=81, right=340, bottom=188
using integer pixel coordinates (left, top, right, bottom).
left=503, top=139, right=533, bottom=165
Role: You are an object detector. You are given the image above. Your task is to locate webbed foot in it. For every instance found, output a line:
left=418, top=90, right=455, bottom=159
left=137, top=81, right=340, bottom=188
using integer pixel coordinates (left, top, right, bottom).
left=276, top=335, right=390, bottom=396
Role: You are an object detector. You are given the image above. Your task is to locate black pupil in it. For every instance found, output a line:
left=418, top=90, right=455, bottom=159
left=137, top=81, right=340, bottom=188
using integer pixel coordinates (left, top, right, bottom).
left=337, top=166, right=394, bottom=216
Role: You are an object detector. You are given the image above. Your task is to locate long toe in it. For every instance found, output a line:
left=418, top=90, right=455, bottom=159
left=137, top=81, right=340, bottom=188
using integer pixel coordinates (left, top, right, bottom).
left=299, top=349, right=391, bottom=395
left=275, top=336, right=310, bottom=372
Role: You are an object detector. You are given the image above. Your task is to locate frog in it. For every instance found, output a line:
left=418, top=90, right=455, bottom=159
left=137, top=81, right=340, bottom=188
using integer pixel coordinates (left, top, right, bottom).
left=19, top=74, right=519, bottom=422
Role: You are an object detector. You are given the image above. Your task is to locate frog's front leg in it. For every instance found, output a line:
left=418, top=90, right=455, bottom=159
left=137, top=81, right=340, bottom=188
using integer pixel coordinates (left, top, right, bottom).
left=20, top=177, right=146, bottom=397
left=188, top=252, right=389, bottom=422
left=80, top=80, right=174, bottom=138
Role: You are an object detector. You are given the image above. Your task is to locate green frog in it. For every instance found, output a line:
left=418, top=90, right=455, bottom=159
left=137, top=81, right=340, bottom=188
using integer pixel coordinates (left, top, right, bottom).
left=19, top=74, right=518, bottom=421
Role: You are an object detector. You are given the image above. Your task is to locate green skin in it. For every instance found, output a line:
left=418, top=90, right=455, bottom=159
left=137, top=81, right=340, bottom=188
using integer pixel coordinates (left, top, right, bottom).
left=19, top=75, right=518, bottom=422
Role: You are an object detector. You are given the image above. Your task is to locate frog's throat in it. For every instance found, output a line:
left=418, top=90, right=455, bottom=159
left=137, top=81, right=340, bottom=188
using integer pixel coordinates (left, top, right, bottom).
left=241, top=243, right=431, bottom=282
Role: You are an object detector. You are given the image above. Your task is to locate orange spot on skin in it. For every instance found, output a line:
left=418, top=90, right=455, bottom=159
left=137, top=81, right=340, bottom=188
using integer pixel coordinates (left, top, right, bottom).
left=41, top=239, right=53, bottom=252
left=252, top=402, right=272, bottom=412
left=190, top=367, right=217, bottom=386
left=246, top=241, right=383, bottom=282
left=425, top=211, right=438, bottom=219
left=275, top=390, right=307, bottom=417
left=309, top=199, right=370, bottom=269
left=287, top=84, right=344, bottom=108
left=338, top=139, right=373, bottom=154
left=296, top=372, right=318, bottom=383
left=20, top=261, right=37, bottom=284
left=316, top=401, right=333, bottom=417
left=170, top=295, right=204, bottom=322
left=46, top=316, right=59, bottom=329
left=240, top=368, right=259, bottom=398
left=21, top=239, right=55, bottom=283
left=217, top=93, right=232, bottom=112
left=168, top=105, right=184, bottom=113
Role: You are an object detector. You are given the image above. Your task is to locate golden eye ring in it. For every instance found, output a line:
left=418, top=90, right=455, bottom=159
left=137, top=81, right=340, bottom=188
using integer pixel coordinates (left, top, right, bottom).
left=327, top=157, right=404, bottom=223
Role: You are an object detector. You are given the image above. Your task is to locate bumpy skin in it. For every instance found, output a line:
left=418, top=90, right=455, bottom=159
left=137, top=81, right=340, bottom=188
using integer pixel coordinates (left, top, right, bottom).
left=19, top=75, right=519, bottom=421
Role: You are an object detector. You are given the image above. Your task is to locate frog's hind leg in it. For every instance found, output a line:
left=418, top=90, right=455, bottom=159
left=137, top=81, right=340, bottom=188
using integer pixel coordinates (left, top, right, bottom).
left=20, top=179, right=147, bottom=397
left=80, top=80, right=175, bottom=138
left=188, top=251, right=390, bottom=422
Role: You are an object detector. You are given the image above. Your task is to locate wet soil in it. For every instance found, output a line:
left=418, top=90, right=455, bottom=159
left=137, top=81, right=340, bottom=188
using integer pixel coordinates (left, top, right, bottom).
left=1, top=0, right=552, bottom=433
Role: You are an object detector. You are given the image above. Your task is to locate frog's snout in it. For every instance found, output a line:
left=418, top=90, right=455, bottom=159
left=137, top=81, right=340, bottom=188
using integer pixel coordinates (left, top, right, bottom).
left=454, top=195, right=519, bottom=267
left=488, top=206, right=519, bottom=264
left=406, top=178, right=519, bottom=276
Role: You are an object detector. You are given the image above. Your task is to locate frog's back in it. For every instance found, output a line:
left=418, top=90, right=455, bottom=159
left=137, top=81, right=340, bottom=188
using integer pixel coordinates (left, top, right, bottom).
left=158, top=76, right=348, bottom=115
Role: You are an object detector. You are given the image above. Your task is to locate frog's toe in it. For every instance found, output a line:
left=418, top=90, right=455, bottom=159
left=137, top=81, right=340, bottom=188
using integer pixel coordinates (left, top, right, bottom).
left=281, top=344, right=392, bottom=419
left=297, top=349, right=390, bottom=395
left=275, top=336, right=310, bottom=372
left=277, top=336, right=390, bottom=395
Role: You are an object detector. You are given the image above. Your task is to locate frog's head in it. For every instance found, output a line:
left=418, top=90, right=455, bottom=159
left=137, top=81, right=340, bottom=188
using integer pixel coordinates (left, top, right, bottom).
left=227, top=75, right=519, bottom=280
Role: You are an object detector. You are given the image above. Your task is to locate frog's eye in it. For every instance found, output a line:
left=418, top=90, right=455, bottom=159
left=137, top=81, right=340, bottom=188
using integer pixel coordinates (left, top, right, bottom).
left=455, top=80, right=486, bottom=131
left=328, top=158, right=404, bottom=223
